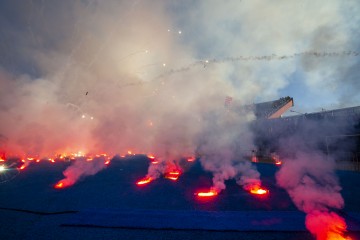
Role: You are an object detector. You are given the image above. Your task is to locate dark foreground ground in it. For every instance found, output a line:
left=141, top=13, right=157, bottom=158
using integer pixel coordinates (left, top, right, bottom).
left=0, top=156, right=359, bottom=240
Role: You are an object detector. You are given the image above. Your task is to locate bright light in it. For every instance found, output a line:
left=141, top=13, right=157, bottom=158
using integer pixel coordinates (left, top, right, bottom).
left=275, top=160, right=282, bottom=165
left=162, top=63, right=166, bottom=67
left=136, top=177, right=153, bottom=186
left=249, top=186, right=269, bottom=195
left=178, top=30, right=182, bottom=34
left=187, top=157, right=195, bottom=162
left=105, top=160, right=110, bottom=165
left=82, top=115, right=85, bottom=119
left=55, top=182, right=64, bottom=189
left=196, top=189, right=218, bottom=198
left=0, top=165, right=6, bottom=172
left=164, top=171, right=181, bottom=181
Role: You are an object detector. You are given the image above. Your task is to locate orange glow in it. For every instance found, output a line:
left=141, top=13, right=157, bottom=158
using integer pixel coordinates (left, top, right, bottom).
left=136, top=177, right=153, bottom=186
left=147, top=154, right=156, bottom=159
left=19, top=164, right=26, bottom=170
left=249, top=186, right=269, bottom=195
left=164, top=170, right=181, bottom=181
left=196, top=189, right=218, bottom=197
left=86, top=157, right=93, bottom=161
left=0, top=158, right=4, bottom=162
left=187, top=157, right=195, bottom=162
left=127, top=150, right=132, bottom=155
left=275, top=160, right=282, bottom=165
left=27, top=157, right=34, bottom=161
left=54, top=182, right=64, bottom=189
left=21, top=159, right=26, bottom=163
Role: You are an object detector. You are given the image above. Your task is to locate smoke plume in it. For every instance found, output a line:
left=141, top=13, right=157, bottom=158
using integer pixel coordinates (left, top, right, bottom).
left=276, top=149, right=349, bottom=239
left=0, top=1, right=359, bottom=192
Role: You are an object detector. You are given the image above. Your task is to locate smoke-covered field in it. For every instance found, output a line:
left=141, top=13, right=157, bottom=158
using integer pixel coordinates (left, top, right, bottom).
left=0, top=158, right=359, bottom=240
left=1, top=1, right=360, bottom=239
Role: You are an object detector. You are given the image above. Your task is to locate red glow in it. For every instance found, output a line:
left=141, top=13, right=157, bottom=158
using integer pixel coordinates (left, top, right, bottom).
left=164, top=170, right=181, bottom=181
left=187, top=157, right=195, bottom=162
left=136, top=177, right=153, bottom=186
left=105, top=160, right=110, bottom=165
left=54, top=182, right=64, bottom=189
left=275, top=160, right=282, bottom=165
left=147, top=154, right=155, bottom=159
left=0, top=158, right=4, bottom=162
left=196, top=189, right=218, bottom=198
left=249, top=186, right=269, bottom=195
left=19, top=164, right=26, bottom=170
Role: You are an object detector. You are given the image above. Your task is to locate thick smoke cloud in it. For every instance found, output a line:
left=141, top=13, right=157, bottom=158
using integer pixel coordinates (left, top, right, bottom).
left=0, top=1, right=358, bottom=236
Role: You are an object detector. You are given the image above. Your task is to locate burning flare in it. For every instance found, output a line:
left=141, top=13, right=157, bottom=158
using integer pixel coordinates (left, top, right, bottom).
left=249, top=185, right=269, bottom=195
left=196, top=188, right=219, bottom=198
left=136, top=176, right=153, bottom=186
left=164, top=170, right=181, bottom=181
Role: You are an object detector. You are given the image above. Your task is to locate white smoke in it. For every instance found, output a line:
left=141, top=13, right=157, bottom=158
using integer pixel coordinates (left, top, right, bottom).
left=0, top=0, right=359, bottom=194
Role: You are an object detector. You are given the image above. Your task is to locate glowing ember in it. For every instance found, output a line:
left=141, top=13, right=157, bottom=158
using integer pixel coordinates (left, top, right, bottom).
left=136, top=177, right=153, bottom=186
left=19, top=164, right=26, bottom=170
left=196, top=189, right=218, bottom=197
left=54, top=182, right=64, bottom=189
left=275, top=160, right=282, bottom=165
left=249, top=186, right=269, bottom=195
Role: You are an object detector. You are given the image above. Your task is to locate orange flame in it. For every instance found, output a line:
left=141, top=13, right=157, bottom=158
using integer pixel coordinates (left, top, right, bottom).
left=196, top=189, right=218, bottom=197
left=275, top=160, right=282, bottom=165
left=54, top=182, right=64, bottom=189
left=19, top=164, right=26, bottom=170
left=249, top=186, right=269, bottom=195
left=164, top=171, right=181, bottom=181
left=136, top=177, right=153, bottom=186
